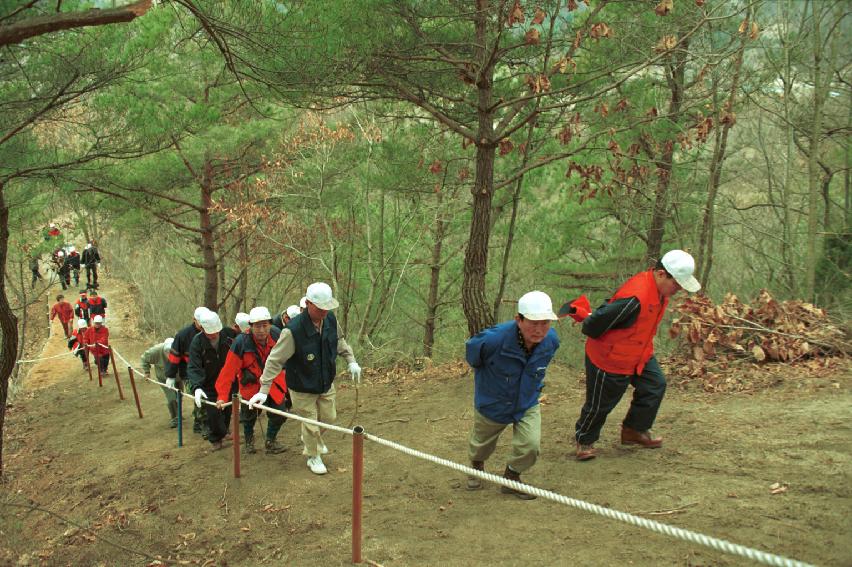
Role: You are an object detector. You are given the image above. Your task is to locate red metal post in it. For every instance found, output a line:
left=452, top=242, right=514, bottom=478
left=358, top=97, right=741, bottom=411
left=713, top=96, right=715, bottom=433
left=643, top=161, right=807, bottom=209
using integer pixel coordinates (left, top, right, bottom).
left=127, top=367, right=143, bottom=418
left=352, top=425, right=364, bottom=564
left=108, top=346, right=124, bottom=400
left=232, top=394, right=241, bottom=478
left=84, top=350, right=93, bottom=382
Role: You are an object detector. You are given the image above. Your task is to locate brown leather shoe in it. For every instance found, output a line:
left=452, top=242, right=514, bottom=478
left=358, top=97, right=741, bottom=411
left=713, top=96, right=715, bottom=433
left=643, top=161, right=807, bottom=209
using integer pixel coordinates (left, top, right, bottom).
left=500, top=466, right=536, bottom=500
left=576, top=443, right=597, bottom=461
left=621, top=426, right=663, bottom=448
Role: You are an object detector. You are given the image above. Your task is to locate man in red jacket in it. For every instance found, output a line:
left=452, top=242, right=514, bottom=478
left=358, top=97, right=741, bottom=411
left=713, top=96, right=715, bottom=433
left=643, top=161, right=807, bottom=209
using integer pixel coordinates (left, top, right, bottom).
left=84, top=315, right=111, bottom=376
left=215, top=307, right=289, bottom=455
left=68, top=319, right=90, bottom=370
left=50, top=294, right=74, bottom=338
left=572, top=250, right=701, bottom=461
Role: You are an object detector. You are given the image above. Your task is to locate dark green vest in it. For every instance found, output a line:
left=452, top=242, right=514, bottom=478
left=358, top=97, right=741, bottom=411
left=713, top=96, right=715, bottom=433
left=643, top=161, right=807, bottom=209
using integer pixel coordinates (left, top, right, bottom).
left=285, top=311, right=338, bottom=394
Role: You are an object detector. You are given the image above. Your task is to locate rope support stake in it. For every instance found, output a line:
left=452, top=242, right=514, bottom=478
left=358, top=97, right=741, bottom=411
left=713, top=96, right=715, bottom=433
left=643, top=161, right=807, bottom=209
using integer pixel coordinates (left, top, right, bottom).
left=108, top=346, right=124, bottom=400
left=127, top=366, right=143, bottom=418
left=232, top=394, right=241, bottom=479
left=352, top=425, right=364, bottom=565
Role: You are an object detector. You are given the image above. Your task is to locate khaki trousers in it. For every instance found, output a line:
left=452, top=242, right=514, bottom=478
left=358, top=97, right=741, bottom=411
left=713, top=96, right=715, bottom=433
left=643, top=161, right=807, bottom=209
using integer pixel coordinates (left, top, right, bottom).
left=467, top=404, right=541, bottom=474
left=289, top=383, right=337, bottom=457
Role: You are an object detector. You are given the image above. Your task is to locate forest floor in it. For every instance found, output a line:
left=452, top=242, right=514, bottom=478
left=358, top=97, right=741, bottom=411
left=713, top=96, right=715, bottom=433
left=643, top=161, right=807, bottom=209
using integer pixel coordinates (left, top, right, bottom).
left=1, top=276, right=850, bottom=567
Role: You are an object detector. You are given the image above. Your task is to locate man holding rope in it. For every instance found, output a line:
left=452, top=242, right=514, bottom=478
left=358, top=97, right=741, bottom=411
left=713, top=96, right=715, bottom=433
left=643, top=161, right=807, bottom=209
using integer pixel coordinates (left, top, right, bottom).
left=249, top=282, right=362, bottom=475
left=84, top=315, right=110, bottom=376
left=188, top=311, right=238, bottom=451
left=464, top=291, right=560, bottom=500
left=141, top=337, right=179, bottom=428
left=215, top=307, right=289, bottom=455
left=166, top=307, right=211, bottom=438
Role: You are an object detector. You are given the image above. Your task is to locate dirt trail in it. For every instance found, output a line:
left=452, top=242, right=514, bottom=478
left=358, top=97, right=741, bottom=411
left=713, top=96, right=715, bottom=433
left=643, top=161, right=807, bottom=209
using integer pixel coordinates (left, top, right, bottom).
left=1, top=277, right=851, bottom=567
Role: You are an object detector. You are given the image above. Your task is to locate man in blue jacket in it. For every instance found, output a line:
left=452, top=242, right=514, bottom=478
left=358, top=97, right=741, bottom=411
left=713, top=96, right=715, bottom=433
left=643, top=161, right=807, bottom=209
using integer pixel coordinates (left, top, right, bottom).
left=465, top=290, right=560, bottom=500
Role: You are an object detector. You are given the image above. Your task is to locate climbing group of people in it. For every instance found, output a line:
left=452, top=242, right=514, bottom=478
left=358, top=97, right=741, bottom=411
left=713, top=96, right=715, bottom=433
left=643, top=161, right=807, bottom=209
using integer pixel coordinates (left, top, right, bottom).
left=143, top=282, right=361, bottom=476
left=54, top=288, right=111, bottom=376
left=29, top=224, right=102, bottom=291
left=67, top=243, right=699, bottom=499
left=464, top=249, right=701, bottom=499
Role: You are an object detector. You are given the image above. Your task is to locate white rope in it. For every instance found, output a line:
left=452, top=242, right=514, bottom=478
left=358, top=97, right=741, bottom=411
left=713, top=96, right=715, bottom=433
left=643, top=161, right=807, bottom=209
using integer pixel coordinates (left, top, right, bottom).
left=109, top=345, right=231, bottom=408
left=16, top=351, right=76, bottom=364
left=363, top=434, right=814, bottom=567
left=107, top=346, right=812, bottom=567
left=238, top=398, right=353, bottom=435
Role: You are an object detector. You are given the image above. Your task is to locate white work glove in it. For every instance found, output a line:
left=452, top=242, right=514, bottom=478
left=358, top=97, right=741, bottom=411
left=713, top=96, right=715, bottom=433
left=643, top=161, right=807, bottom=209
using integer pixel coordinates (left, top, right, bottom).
left=248, top=392, right=267, bottom=409
left=165, top=378, right=176, bottom=389
left=194, top=388, right=207, bottom=408
left=348, top=362, right=362, bottom=384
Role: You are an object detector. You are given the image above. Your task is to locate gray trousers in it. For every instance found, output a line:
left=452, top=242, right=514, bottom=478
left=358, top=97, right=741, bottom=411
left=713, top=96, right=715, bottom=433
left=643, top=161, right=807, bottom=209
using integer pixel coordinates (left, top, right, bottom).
left=467, top=404, right=541, bottom=474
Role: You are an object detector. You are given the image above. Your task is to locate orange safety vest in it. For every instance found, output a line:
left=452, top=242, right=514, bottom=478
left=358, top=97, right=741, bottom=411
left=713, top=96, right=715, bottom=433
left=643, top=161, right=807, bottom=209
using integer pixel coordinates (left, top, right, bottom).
left=585, top=270, right=668, bottom=376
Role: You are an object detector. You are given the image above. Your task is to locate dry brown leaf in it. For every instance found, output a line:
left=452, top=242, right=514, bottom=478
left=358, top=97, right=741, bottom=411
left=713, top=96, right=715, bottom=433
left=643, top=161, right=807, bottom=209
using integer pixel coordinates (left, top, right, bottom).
left=655, top=0, right=673, bottom=16
left=525, top=28, right=541, bottom=45
left=532, top=7, right=546, bottom=24
left=507, top=0, right=524, bottom=26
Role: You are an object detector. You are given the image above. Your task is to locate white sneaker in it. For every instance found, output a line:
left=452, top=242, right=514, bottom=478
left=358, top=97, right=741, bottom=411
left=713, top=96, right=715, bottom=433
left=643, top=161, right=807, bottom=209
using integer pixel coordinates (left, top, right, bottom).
left=307, top=456, right=327, bottom=475
left=319, top=443, right=329, bottom=455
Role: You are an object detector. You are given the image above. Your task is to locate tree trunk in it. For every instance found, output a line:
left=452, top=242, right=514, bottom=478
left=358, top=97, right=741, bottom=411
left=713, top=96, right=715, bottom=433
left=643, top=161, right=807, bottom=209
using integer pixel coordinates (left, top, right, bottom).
left=0, top=186, right=20, bottom=478
left=645, top=40, right=687, bottom=263
left=423, top=189, right=447, bottom=358
left=463, top=144, right=496, bottom=336
left=462, top=0, right=496, bottom=336
left=805, top=1, right=826, bottom=301
left=696, top=25, right=746, bottom=288
left=200, top=160, right=218, bottom=309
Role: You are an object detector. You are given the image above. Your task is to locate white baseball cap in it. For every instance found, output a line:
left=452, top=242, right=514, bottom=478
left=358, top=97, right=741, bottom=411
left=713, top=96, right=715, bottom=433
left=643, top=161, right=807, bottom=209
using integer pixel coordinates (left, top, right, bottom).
left=193, top=306, right=211, bottom=321
left=299, top=296, right=307, bottom=309
left=661, top=250, right=701, bottom=292
left=162, top=337, right=174, bottom=353
left=517, top=291, right=558, bottom=321
left=199, top=311, right=223, bottom=334
left=248, top=306, right=272, bottom=323
left=305, top=282, right=339, bottom=310
left=77, top=319, right=88, bottom=329
left=234, top=312, right=250, bottom=331
left=286, top=305, right=301, bottom=318
left=92, top=315, right=104, bottom=323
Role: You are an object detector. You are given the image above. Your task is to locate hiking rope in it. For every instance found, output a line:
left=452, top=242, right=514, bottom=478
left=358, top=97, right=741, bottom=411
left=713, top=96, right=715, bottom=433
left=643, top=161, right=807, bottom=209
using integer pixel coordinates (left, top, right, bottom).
left=109, top=345, right=231, bottom=408
left=103, top=346, right=815, bottom=567
left=16, top=351, right=76, bottom=364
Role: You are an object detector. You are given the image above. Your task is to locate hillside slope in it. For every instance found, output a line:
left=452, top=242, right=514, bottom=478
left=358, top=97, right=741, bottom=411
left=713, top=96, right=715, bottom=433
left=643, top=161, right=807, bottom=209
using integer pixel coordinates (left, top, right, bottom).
left=1, top=277, right=850, bottom=566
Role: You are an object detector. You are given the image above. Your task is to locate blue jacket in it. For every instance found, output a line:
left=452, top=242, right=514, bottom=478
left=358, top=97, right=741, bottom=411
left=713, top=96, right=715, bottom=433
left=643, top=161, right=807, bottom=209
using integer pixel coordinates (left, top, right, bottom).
left=466, top=321, right=560, bottom=424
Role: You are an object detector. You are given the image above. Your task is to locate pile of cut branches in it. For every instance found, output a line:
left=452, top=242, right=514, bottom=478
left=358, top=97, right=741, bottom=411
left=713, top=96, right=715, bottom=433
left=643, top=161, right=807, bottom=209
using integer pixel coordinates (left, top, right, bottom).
left=668, top=290, right=849, bottom=389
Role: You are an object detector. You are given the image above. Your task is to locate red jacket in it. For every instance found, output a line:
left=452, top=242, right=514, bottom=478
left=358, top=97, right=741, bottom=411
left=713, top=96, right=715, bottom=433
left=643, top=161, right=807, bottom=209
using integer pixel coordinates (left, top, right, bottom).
left=216, top=329, right=287, bottom=404
left=68, top=328, right=86, bottom=352
left=50, top=301, right=74, bottom=323
left=585, top=270, right=667, bottom=376
left=84, top=326, right=110, bottom=357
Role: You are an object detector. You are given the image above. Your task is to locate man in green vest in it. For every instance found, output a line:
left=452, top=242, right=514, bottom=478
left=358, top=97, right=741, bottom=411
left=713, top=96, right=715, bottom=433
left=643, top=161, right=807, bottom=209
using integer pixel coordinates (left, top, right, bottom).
left=250, top=282, right=361, bottom=475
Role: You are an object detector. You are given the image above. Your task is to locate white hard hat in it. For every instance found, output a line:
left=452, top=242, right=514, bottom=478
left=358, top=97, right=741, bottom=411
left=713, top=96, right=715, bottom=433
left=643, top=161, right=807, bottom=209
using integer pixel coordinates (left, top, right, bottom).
left=517, top=291, right=558, bottom=321
left=234, top=312, right=250, bottom=331
left=199, top=311, right=222, bottom=334
left=92, top=315, right=104, bottom=323
left=77, top=319, right=88, bottom=329
left=286, top=305, right=301, bottom=319
left=162, top=337, right=174, bottom=353
left=193, top=306, right=210, bottom=321
left=248, top=306, right=272, bottom=323
left=299, top=296, right=307, bottom=309
left=660, top=250, right=701, bottom=293
left=69, top=246, right=76, bottom=253
left=305, top=282, right=338, bottom=310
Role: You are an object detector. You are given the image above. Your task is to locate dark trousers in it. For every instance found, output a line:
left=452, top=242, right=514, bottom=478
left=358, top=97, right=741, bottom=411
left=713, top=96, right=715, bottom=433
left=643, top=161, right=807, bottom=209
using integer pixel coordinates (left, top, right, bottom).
left=76, top=350, right=88, bottom=368
left=240, top=395, right=287, bottom=440
left=31, top=269, right=42, bottom=287
left=96, top=354, right=110, bottom=374
left=71, top=268, right=79, bottom=285
left=86, top=265, right=98, bottom=287
left=205, top=403, right=231, bottom=444
left=60, top=320, right=72, bottom=338
left=574, top=355, right=667, bottom=445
